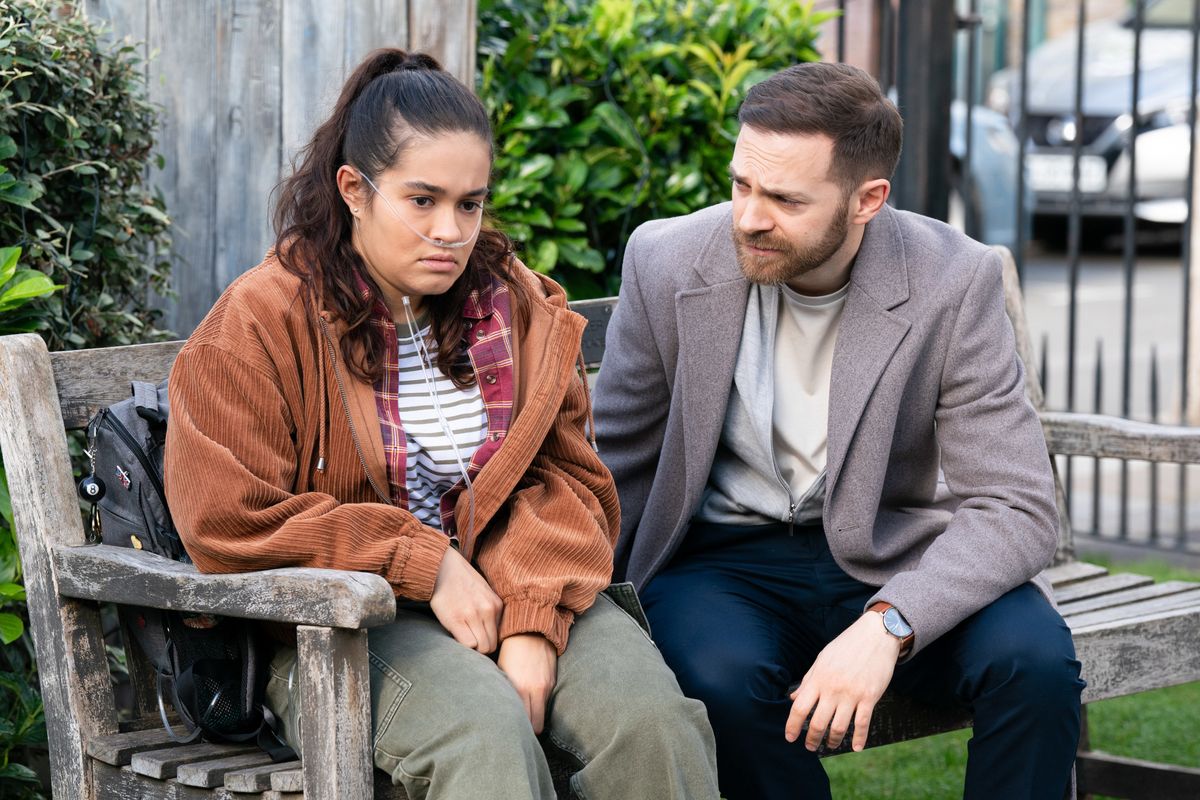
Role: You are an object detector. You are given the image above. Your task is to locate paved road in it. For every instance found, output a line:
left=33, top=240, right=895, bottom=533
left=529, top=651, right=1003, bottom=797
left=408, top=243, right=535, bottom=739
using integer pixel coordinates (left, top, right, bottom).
left=1020, top=239, right=1199, bottom=551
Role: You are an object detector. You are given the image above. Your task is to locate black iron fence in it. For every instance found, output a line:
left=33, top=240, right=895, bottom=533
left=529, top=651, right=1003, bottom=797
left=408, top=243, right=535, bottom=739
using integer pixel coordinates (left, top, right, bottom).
left=829, top=0, right=1200, bottom=560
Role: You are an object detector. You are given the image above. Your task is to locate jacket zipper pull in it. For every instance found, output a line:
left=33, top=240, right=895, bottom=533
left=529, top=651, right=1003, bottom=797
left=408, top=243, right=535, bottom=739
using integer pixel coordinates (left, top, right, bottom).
left=788, top=502, right=798, bottom=536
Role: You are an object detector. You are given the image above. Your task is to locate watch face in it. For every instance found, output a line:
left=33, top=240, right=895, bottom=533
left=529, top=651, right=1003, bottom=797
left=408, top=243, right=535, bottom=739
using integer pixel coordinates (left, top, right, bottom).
left=882, top=607, right=913, bottom=638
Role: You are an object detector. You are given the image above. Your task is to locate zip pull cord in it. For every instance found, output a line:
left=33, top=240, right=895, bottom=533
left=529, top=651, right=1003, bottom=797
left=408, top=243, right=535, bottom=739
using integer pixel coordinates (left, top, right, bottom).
left=401, top=296, right=477, bottom=541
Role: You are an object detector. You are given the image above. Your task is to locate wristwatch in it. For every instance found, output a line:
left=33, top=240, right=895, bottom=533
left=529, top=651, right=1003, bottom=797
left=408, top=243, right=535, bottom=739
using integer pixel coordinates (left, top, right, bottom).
left=868, top=601, right=914, bottom=658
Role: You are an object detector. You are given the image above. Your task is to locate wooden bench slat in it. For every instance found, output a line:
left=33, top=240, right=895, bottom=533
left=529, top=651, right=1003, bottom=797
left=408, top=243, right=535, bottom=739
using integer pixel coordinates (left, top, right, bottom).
left=1076, top=750, right=1200, bottom=798
left=1058, top=580, right=1200, bottom=617
left=1041, top=561, right=1108, bottom=587
left=268, top=768, right=303, bottom=793
left=49, top=340, right=184, bottom=429
left=1074, top=605, right=1200, bottom=701
left=87, top=728, right=181, bottom=766
left=94, top=762, right=246, bottom=799
left=176, top=752, right=276, bottom=788
left=1067, top=589, right=1200, bottom=632
left=1053, top=573, right=1154, bottom=605
left=260, top=793, right=303, bottom=800
left=224, top=761, right=303, bottom=793
left=131, top=743, right=260, bottom=780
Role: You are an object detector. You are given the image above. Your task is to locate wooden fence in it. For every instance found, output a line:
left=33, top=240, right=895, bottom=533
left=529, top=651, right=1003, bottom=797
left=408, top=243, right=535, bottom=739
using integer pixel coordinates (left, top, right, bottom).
left=84, top=0, right=478, bottom=335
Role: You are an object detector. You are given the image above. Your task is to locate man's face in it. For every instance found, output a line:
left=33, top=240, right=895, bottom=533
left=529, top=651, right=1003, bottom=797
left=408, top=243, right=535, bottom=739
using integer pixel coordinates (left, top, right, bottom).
left=729, top=126, right=853, bottom=287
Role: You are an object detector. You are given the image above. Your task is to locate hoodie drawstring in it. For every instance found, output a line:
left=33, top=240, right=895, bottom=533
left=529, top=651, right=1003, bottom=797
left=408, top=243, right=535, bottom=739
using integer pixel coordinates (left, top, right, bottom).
left=316, top=317, right=329, bottom=472
left=577, top=351, right=598, bottom=452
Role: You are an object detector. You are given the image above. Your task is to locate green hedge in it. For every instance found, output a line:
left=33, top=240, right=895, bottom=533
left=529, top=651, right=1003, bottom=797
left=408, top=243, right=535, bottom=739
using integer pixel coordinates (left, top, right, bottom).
left=0, top=0, right=172, bottom=349
left=478, top=0, right=834, bottom=298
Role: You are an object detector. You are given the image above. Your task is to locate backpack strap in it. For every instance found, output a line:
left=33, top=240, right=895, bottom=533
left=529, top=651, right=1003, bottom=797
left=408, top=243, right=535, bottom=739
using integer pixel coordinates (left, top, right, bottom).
left=132, top=380, right=167, bottom=426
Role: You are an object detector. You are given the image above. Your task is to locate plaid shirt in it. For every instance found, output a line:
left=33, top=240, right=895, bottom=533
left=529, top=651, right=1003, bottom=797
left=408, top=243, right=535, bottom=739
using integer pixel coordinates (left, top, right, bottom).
left=363, top=275, right=515, bottom=535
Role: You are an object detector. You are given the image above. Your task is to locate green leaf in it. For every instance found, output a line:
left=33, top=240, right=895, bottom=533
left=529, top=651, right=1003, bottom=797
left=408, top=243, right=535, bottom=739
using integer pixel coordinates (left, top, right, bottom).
left=533, top=239, right=559, bottom=272
left=0, top=135, right=16, bottom=161
left=0, top=246, right=19, bottom=286
left=0, top=582, right=26, bottom=601
left=0, top=612, right=24, bottom=645
left=0, top=762, right=38, bottom=782
left=517, top=154, right=555, bottom=182
left=0, top=271, right=64, bottom=312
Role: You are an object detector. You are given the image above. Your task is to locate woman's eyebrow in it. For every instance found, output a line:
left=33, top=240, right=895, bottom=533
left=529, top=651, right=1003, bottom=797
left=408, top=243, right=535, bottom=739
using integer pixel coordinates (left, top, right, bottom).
left=402, top=180, right=489, bottom=198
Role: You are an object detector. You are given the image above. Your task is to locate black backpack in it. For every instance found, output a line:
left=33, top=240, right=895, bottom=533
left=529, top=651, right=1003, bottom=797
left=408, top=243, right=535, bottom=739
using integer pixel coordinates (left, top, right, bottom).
left=78, top=380, right=293, bottom=761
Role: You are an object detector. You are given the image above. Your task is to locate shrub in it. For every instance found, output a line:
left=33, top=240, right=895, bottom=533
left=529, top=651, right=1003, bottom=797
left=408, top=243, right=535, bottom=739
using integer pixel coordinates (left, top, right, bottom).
left=0, top=0, right=172, bottom=349
left=478, top=0, right=833, bottom=298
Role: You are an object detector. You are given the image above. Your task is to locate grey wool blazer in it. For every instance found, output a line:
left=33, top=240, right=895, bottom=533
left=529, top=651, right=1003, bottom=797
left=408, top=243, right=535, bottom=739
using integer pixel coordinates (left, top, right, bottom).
left=592, top=202, right=1060, bottom=657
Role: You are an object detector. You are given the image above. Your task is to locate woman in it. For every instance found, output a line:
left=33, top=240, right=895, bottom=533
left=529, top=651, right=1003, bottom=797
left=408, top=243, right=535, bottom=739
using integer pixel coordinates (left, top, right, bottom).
left=163, top=50, right=718, bottom=799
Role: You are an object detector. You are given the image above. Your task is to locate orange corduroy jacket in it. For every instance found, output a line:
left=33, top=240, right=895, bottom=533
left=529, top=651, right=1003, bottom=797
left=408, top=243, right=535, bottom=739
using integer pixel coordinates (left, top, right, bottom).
left=164, top=253, right=619, bottom=653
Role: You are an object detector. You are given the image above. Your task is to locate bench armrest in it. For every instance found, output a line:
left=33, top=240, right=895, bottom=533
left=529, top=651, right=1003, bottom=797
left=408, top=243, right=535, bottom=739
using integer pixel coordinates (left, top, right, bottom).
left=1041, top=411, right=1200, bottom=464
left=53, top=544, right=396, bottom=629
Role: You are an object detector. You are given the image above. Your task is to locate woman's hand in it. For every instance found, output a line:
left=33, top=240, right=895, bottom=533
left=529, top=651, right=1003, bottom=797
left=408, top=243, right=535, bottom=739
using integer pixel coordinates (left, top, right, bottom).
left=429, top=547, right=503, bottom=653
left=498, top=634, right=558, bottom=734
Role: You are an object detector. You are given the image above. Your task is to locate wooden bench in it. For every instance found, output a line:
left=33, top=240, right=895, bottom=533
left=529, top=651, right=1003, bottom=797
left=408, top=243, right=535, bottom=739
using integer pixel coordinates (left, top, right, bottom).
left=1, top=245, right=1198, bottom=798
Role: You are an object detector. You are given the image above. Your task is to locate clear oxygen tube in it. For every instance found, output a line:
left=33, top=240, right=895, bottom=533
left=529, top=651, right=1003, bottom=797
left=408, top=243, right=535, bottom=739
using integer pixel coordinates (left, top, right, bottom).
left=359, top=171, right=482, bottom=249
left=401, top=295, right=476, bottom=544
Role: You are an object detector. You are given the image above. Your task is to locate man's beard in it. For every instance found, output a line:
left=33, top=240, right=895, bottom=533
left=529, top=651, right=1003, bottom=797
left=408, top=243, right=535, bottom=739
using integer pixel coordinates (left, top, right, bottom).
left=732, top=198, right=850, bottom=286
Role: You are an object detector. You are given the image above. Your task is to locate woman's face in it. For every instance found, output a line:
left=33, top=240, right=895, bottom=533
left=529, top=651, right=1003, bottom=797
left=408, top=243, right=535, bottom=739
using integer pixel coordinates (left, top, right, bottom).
left=340, top=131, right=491, bottom=320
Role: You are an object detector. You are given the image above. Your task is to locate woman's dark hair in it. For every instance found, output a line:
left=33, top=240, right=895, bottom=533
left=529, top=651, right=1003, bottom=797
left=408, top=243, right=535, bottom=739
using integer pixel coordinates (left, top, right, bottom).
left=738, top=62, right=903, bottom=195
left=273, top=49, right=529, bottom=387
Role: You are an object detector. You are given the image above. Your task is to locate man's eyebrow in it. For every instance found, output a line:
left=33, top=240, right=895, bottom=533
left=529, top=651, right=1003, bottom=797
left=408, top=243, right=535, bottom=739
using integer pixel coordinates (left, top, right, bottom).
left=728, top=166, right=809, bottom=203
left=402, top=180, right=489, bottom=198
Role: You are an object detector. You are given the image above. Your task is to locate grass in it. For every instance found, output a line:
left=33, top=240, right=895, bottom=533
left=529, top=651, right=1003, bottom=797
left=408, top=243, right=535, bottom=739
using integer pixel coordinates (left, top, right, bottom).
left=821, top=557, right=1200, bottom=799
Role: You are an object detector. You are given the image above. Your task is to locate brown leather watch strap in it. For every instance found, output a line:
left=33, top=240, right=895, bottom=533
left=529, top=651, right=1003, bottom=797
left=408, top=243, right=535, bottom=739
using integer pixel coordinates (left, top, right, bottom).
left=868, top=601, right=914, bottom=657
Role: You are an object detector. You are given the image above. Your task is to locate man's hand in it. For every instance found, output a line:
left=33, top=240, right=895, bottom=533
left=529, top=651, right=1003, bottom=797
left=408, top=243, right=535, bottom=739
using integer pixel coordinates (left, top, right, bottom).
left=498, top=634, right=558, bottom=734
left=785, top=611, right=901, bottom=752
left=429, top=547, right=503, bottom=654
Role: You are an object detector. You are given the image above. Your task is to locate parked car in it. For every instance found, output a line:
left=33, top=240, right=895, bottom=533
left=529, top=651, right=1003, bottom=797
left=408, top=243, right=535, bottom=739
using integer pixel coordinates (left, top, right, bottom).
left=988, top=0, right=1196, bottom=224
left=949, top=99, right=1025, bottom=252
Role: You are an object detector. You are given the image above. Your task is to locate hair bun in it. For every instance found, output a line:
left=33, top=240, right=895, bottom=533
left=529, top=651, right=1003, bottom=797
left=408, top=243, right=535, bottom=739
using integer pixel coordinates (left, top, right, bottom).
left=398, top=52, right=443, bottom=72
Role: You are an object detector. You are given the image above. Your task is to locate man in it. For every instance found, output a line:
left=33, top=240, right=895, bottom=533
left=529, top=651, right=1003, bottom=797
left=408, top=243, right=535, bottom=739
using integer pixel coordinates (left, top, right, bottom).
left=592, top=62, right=1084, bottom=800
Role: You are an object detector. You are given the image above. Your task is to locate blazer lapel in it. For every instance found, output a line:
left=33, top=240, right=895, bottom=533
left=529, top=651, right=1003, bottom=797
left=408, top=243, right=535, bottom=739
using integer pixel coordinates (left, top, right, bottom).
left=825, top=206, right=912, bottom=491
left=677, top=223, right=749, bottom=514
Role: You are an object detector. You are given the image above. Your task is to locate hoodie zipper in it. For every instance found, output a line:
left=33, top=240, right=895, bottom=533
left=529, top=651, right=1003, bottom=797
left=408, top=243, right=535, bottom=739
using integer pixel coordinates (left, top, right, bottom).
left=318, top=317, right=393, bottom=506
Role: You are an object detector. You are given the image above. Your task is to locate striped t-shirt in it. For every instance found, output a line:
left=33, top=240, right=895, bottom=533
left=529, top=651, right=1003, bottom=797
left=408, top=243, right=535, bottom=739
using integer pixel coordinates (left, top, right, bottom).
left=377, top=318, right=488, bottom=529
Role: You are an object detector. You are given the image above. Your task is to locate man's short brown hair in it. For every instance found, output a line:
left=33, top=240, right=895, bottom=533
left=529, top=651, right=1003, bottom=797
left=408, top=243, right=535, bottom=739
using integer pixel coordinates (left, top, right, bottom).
left=738, top=62, right=903, bottom=193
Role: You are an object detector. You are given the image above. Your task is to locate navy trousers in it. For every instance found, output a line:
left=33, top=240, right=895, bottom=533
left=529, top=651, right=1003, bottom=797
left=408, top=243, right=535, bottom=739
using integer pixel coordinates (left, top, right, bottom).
left=640, top=521, right=1084, bottom=800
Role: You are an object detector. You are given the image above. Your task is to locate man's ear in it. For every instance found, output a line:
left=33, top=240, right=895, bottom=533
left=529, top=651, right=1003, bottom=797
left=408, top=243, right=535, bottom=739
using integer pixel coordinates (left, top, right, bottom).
left=336, top=165, right=368, bottom=214
left=850, top=179, right=891, bottom=225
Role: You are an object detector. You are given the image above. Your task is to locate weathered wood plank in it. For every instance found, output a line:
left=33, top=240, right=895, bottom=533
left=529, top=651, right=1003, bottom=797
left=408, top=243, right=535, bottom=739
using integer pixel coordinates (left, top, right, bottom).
left=1058, top=581, right=1200, bottom=617
left=297, top=626, right=373, bottom=798
left=94, top=762, right=243, bottom=799
left=1074, top=606, right=1200, bottom=702
left=1067, top=590, right=1200, bottom=631
left=131, top=742, right=259, bottom=780
left=345, top=0, right=408, bottom=75
left=87, top=727, right=179, bottom=767
left=268, top=767, right=303, bottom=792
left=1076, top=750, right=1200, bottom=799
left=176, top=751, right=275, bottom=788
left=0, top=334, right=119, bottom=800
left=1041, top=411, right=1200, bottom=463
left=1042, top=561, right=1108, bottom=588
left=49, top=341, right=184, bottom=429
left=147, top=0, right=220, bottom=334
left=261, top=793, right=304, bottom=800
left=84, top=0, right=149, bottom=56
left=1052, top=573, right=1154, bottom=605
left=54, top=545, right=395, bottom=628
left=223, top=760, right=301, bottom=792
left=214, top=0, right=282, bottom=294
left=408, top=0, right=477, bottom=86
left=281, top=0, right=347, bottom=169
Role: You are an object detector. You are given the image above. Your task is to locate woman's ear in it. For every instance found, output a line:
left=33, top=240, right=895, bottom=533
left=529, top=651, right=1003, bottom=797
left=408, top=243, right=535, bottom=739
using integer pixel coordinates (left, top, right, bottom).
left=336, top=165, right=368, bottom=216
